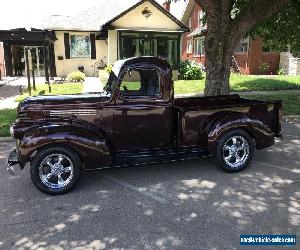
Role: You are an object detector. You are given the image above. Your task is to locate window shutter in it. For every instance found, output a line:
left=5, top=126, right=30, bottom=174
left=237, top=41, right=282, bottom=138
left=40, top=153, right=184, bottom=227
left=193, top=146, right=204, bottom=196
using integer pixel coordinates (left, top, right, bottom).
left=90, top=34, right=96, bottom=59
left=64, top=33, right=70, bottom=59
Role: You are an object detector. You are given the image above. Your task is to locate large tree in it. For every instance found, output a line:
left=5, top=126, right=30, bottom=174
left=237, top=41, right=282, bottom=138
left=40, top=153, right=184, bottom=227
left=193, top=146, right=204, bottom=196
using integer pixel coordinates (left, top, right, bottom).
left=173, top=0, right=291, bottom=95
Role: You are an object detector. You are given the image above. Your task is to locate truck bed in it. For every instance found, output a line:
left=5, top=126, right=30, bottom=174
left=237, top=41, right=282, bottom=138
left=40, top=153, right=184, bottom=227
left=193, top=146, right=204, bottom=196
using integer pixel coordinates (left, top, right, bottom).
left=174, top=94, right=276, bottom=111
left=173, top=94, right=282, bottom=148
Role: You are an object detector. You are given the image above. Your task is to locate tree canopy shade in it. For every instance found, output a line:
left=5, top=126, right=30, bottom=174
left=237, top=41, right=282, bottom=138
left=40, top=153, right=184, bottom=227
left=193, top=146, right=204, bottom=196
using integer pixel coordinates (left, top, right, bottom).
left=249, top=0, right=300, bottom=56
left=171, top=0, right=290, bottom=95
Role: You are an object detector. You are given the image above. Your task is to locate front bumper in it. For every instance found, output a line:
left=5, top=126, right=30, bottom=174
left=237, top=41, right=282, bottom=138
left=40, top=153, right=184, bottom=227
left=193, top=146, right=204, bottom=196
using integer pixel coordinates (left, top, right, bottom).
left=7, top=148, right=19, bottom=175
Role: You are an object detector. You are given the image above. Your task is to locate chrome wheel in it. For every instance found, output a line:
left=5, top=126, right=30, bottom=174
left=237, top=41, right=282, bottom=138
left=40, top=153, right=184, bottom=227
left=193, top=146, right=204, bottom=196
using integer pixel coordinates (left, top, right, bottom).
left=222, top=135, right=250, bottom=168
left=38, top=154, right=74, bottom=189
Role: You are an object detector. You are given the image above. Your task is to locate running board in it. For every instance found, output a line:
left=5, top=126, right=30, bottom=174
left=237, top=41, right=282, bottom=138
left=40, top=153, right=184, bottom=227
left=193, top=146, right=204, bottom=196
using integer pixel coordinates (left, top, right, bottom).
left=112, top=147, right=207, bottom=167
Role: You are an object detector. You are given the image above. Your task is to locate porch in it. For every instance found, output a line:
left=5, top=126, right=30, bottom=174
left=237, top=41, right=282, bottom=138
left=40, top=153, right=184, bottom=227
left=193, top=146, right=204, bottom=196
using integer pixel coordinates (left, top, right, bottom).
left=0, top=29, right=57, bottom=81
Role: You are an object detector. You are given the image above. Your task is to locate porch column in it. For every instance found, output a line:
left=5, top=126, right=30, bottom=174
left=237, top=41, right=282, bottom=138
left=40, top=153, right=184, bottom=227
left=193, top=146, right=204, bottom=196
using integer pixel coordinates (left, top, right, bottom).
left=43, top=43, right=49, bottom=83
left=35, top=47, right=40, bottom=77
left=48, top=43, right=56, bottom=77
left=3, top=42, right=13, bottom=76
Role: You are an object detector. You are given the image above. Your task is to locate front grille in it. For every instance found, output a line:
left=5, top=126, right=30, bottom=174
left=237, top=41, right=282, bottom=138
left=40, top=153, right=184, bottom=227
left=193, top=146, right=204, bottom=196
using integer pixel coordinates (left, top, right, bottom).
left=50, top=109, right=97, bottom=117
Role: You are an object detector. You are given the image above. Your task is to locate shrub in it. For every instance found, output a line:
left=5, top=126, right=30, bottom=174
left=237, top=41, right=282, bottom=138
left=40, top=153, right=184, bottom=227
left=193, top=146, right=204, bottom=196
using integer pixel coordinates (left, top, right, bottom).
left=67, top=71, right=85, bottom=82
left=277, top=67, right=286, bottom=75
left=258, top=62, right=270, bottom=74
left=179, top=60, right=204, bottom=80
left=105, top=64, right=113, bottom=73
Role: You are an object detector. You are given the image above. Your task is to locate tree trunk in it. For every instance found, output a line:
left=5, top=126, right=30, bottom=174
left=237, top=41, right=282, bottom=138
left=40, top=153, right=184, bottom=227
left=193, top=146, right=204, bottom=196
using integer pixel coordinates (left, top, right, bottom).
left=204, top=41, right=233, bottom=96
left=204, top=31, right=236, bottom=96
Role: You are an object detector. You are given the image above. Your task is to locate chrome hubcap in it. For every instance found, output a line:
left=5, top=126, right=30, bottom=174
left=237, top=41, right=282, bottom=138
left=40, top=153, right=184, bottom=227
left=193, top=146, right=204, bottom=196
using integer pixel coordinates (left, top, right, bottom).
left=223, top=136, right=249, bottom=168
left=39, top=154, right=74, bottom=189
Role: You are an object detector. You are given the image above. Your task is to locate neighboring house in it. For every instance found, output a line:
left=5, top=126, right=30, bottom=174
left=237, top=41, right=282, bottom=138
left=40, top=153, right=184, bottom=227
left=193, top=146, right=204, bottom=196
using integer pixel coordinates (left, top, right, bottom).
left=0, top=0, right=188, bottom=79
left=0, top=42, right=5, bottom=77
left=180, top=0, right=280, bottom=75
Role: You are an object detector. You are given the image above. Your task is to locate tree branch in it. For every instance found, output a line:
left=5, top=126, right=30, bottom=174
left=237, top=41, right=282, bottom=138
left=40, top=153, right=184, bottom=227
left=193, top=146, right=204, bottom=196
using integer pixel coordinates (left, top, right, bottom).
left=231, top=0, right=290, bottom=38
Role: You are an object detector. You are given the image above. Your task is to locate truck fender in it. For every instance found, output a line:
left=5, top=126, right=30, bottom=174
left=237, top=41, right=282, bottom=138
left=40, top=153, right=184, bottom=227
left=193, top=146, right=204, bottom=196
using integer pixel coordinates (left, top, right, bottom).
left=17, top=124, right=111, bottom=169
left=206, top=112, right=274, bottom=153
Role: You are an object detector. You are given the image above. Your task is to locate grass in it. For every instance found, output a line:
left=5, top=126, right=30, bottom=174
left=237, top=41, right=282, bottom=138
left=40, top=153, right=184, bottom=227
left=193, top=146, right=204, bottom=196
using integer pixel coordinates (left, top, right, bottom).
left=0, top=109, right=17, bottom=137
left=230, top=75, right=300, bottom=92
left=245, top=93, right=300, bottom=115
left=15, top=83, right=83, bottom=102
left=174, top=75, right=300, bottom=95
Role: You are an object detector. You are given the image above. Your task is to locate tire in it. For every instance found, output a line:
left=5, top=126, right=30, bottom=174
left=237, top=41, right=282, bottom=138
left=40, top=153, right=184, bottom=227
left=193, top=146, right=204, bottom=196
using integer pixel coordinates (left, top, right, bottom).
left=30, top=146, right=81, bottom=195
left=216, top=129, right=254, bottom=173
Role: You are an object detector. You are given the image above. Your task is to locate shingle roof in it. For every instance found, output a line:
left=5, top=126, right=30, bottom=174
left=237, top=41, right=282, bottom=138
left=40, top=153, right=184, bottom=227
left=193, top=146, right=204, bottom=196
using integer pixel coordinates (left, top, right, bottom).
left=42, top=0, right=185, bottom=31
left=42, top=0, right=139, bottom=31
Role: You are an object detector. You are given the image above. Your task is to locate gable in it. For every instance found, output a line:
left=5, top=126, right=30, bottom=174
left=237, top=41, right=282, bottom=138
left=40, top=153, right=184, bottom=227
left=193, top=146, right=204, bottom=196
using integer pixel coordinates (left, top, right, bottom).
left=109, top=0, right=188, bottom=32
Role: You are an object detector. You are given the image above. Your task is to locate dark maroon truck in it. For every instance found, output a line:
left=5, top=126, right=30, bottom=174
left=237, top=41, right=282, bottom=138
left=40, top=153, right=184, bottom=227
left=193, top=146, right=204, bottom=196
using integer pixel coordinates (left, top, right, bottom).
left=7, top=57, right=282, bottom=194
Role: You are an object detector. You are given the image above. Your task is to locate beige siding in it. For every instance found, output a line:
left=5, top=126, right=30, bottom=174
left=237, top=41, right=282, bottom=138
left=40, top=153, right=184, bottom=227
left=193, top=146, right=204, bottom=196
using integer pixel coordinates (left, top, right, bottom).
left=107, top=30, right=118, bottom=65
left=54, top=31, right=108, bottom=77
left=112, top=2, right=181, bottom=31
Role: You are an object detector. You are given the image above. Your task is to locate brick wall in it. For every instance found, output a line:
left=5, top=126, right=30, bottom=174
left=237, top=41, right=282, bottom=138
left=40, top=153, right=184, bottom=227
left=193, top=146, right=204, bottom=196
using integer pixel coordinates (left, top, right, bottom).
left=181, top=4, right=205, bottom=65
left=246, top=37, right=280, bottom=75
left=0, top=42, right=5, bottom=77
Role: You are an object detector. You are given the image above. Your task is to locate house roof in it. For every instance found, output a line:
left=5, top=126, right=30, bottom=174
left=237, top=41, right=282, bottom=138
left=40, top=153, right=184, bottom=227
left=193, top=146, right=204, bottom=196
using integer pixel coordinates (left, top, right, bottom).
left=42, top=0, right=139, bottom=31
left=101, top=0, right=189, bottom=32
left=187, top=27, right=207, bottom=37
left=42, top=0, right=188, bottom=32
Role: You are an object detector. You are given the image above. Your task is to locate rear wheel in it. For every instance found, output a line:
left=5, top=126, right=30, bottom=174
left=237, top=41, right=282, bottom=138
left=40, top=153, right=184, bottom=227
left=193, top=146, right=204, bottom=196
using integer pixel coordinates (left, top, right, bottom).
left=30, top=146, right=81, bottom=195
left=216, top=129, right=254, bottom=172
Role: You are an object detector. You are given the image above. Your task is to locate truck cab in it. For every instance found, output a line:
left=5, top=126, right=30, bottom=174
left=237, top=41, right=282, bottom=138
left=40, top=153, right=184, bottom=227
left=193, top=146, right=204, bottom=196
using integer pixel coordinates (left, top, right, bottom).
left=8, top=57, right=282, bottom=195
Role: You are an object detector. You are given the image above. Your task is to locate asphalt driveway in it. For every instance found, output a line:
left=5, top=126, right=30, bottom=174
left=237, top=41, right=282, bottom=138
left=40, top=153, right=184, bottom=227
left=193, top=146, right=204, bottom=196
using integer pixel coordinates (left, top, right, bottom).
left=0, top=120, right=299, bottom=250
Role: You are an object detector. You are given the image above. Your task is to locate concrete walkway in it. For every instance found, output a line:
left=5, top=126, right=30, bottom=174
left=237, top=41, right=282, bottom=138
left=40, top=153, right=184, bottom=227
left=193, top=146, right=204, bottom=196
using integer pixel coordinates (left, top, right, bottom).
left=82, top=77, right=104, bottom=93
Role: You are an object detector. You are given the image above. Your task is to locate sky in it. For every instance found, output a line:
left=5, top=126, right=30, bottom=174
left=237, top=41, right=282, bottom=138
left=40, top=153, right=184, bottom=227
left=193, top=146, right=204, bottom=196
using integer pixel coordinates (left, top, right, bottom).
left=0, top=0, right=187, bottom=30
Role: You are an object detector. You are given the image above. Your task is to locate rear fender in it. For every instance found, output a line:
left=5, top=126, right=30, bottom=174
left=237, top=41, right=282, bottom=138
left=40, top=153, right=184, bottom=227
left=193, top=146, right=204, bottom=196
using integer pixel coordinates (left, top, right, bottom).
left=206, top=113, right=274, bottom=153
left=17, top=124, right=111, bottom=169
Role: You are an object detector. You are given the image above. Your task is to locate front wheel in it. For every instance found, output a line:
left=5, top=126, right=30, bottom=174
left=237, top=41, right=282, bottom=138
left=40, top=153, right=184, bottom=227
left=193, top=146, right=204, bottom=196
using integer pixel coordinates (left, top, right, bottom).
left=30, top=146, right=81, bottom=195
left=216, top=129, right=254, bottom=172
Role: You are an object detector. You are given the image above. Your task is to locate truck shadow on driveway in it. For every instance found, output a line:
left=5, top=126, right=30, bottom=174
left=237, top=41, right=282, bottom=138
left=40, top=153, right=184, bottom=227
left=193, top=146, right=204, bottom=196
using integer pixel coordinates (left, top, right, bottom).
left=0, top=121, right=299, bottom=249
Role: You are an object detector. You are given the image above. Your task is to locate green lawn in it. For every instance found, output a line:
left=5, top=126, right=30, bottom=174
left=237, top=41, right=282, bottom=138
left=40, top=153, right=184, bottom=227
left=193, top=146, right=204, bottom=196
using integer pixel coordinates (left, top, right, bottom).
left=15, top=83, right=83, bottom=102
left=174, top=75, right=300, bottom=95
left=0, top=109, right=17, bottom=137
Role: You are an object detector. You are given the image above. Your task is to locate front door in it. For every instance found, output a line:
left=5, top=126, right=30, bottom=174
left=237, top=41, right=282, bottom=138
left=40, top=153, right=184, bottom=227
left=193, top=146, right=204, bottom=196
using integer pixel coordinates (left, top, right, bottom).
left=111, top=68, right=173, bottom=152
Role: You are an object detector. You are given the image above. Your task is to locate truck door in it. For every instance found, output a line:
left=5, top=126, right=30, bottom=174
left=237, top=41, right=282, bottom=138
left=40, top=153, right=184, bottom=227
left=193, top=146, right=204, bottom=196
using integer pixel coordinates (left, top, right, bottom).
left=111, top=68, right=173, bottom=152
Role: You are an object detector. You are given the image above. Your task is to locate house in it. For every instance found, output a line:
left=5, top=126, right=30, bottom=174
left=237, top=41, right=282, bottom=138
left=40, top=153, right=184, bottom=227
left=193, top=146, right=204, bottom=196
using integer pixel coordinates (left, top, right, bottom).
left=0, top=0, right=188, bottom=80
left=180, top=0, right=280, bottom=75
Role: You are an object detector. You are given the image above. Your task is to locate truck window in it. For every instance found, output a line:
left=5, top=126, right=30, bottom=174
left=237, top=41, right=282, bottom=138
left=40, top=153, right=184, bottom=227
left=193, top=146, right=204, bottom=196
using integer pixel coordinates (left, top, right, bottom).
left=120, top=69, right=160, bottom=98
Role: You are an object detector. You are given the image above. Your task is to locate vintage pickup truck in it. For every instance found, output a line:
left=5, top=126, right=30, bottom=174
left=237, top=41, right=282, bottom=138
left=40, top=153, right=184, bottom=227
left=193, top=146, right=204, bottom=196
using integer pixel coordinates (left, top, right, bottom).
left=8, top=57, right=282, bottom=194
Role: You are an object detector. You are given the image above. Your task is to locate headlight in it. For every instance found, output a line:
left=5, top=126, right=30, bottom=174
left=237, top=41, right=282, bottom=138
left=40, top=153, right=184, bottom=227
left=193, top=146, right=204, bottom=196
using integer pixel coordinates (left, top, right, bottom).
left=10, top=126, right=14, bottom=137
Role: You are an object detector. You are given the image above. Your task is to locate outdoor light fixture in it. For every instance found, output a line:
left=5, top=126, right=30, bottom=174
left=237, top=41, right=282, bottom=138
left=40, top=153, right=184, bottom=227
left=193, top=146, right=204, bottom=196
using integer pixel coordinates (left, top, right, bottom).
left=142, top=7, right=152, bottom=18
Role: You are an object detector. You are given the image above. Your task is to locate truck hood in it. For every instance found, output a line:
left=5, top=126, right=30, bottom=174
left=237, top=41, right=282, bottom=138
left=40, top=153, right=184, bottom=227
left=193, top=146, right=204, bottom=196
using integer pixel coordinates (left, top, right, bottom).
left=18, top=92, right=111, bottom=111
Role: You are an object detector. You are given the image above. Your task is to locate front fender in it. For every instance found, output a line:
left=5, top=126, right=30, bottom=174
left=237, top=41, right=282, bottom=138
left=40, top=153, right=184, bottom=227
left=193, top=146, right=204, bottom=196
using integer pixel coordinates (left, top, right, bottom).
left=206, top=113, right=274, bottom=153
left=17, top=124, right=111, bottom=169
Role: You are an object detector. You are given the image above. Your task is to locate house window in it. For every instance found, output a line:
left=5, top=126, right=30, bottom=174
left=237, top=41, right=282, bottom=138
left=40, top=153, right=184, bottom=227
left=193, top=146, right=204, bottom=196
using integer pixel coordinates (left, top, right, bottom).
left=188, top=17, right=192, bottom=28
left=119, top=32, right=180, bottom=69
left=186, top=40, right=193, bottom=54
left=70, top=35, right=90, bottom=58
left=198, top=10, right=204, bottom=27
left=235, top=38, right=249, bottom=53
left=193, top=37, right=205, bottom=56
